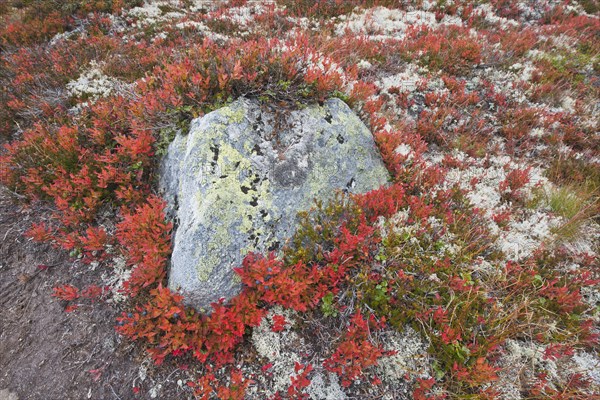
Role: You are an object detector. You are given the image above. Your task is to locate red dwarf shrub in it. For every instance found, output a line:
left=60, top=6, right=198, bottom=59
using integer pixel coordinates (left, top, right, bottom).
left=287, top=362, right=313, bottom=399
left=116, top=196, right=173, bottom=295
left=399, top=26, right=483, bottom=76
left=323, top=311, right=390, bottom=387
left=189, top=367, right=251, bottom=400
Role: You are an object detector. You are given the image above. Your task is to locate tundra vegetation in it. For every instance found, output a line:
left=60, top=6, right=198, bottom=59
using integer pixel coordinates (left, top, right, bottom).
left=0, top=0, right=599, bottom=399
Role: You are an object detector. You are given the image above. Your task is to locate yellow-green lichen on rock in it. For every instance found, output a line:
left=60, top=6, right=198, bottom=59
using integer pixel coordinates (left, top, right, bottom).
left=159, top=97, right=389, bottom=310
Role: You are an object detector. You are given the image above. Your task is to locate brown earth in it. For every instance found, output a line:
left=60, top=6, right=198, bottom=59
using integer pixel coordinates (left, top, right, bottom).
left=0, top=187, right=192, bottom=400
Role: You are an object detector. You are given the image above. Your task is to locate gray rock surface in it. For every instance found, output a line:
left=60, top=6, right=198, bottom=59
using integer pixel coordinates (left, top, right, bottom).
left=160, top=98, right=389, bottom=311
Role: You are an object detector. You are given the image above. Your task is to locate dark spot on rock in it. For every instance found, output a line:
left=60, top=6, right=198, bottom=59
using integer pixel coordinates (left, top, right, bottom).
left=233, top=161, right=241, bottom=169
left=250, top=197, right=258, bottom=207
left=343, top=177, right=355, bottom=193
left=241, top=185, right=251, bottom=194
left=253, top=144, right=263, bottom=156
left=219, top=175, right=228, bottom=179
left=272, top=159, right=308, bottom=187
left=210, top=144, right=219, bottom=165
left=268, top=241, right=280, bottom=252
left=260, top=210, right=268, bottom=218
left=324, top=110, right=333, bottom=123
left=337, top=134, right=345, bottom=144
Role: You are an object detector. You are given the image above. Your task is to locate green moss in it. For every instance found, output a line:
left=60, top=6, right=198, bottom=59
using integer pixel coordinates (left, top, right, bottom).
left=330, top=90, right=350, bottom=105
left=155, top=126, right=178, bottom=157
left=320, top=292, right=338, bottom=317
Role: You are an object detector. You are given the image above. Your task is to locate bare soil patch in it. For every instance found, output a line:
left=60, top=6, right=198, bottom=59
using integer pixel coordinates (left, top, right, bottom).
left=0, top=188, right=188, bottom=400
